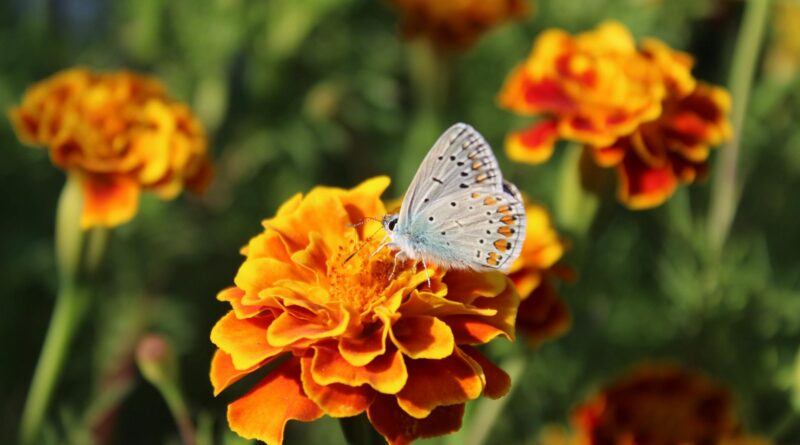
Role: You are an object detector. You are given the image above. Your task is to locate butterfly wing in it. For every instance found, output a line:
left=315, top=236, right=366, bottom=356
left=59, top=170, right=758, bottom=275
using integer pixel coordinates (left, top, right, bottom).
left=408, top=183, right=527, bottom=272
left=397, top=123, right=503, bottom=227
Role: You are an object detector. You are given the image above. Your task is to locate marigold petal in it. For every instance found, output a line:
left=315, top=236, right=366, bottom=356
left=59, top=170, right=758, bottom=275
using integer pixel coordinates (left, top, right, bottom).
left=516, top=280, right=571, bottom=346
left=592, top=144, right=627, bottom=167
left=234, top=257, right=312, bottom=300
left=338, top=320, right=389, bottom=366
left=227, top=357, right=323, bottom=445
left=395, top=348, right=484, bottom=418
left=217, top=287, right=266, bottom=319
left=210, top=311, right=283, bottom=370
left=442, top=277, right=519, bottom=344
left=460, top=346, right=511, bottom=399
left=367, top=395, right=464, bottom=445
left=389, top=316, right=454, bottom=360
left=210, top=349, right=272, bottom=396
left=242, top=230, right=292, bottom=262
left=78, top=173, right=140, bottom=228
left=505, top=121, right=558, bottom=165
left=264, top=186, right=352, bottom=252
left=267, top=307, right=349, bottom=348
left=617, top=153, right=678, bottom=210
left=299, top=355, right=375, bottom=418
left=311, top=346, right=408, bottom=394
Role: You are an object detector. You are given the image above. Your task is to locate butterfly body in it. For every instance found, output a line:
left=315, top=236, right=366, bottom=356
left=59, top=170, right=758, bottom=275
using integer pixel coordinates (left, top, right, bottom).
left=380, top=123, right=527, bottom=273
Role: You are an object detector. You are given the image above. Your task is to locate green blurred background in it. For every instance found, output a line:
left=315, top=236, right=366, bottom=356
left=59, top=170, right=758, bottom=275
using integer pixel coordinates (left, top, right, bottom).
left=2, top=0, right=800, bottom=444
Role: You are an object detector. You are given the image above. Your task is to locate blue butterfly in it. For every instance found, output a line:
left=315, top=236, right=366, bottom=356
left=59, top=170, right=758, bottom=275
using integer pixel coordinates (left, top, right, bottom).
left=374, top=123, right=527, bottom=283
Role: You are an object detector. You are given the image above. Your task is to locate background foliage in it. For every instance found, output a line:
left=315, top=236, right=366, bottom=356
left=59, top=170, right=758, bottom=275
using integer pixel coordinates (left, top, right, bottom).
left=2, top=0, right=800, bottom=444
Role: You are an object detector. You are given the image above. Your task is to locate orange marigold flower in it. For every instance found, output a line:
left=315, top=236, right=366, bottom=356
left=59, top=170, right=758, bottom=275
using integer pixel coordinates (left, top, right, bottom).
left=390, top=0, right=530, bottom=50
left=210, top=177, right=519, bottom=445
left=572, top=364, right=741, bottom=445
left=499, top=21, right=731, bottom=209
left=507, top=204, right=571, bottom=346
left=8, top=68, right=213, bottom=228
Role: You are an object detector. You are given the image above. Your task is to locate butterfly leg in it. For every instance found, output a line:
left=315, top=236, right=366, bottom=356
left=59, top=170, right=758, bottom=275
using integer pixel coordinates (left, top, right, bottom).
left=388, top=251, right=406, bottom=281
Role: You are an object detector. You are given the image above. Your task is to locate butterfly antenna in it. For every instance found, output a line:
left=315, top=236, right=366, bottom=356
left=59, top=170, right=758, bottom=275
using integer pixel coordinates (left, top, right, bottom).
left=347, top=216, right=384, bottom=229
left=344, top=224, right=386, bottom=264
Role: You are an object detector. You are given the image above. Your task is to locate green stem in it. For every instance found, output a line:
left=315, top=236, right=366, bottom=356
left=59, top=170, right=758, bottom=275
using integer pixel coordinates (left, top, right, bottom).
left=708, top=0, right=770, bottom=251
left=19, top=174, right=108, bottom=445
left=397, top=40, right=455, bottom=187
left=555, top=143, right=599, bottom=236
left=159, top=381, right=198, bottom=445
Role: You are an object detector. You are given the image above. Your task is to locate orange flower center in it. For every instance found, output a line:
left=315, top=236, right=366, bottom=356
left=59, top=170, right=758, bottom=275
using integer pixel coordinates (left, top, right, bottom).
left=328, top=236, right=401, bottom=315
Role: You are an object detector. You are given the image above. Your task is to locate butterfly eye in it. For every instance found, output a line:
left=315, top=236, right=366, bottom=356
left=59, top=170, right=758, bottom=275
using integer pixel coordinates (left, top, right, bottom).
left=387, top=218, right=397, bottom=231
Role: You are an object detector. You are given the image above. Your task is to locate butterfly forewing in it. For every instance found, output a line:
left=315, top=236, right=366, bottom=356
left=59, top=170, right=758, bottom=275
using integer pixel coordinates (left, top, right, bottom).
left=398, top=123, right=503, bottom=227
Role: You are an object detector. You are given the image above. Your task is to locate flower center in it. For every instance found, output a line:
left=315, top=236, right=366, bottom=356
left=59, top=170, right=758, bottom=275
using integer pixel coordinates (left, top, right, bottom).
left=328, top=236, right=402, bottom=315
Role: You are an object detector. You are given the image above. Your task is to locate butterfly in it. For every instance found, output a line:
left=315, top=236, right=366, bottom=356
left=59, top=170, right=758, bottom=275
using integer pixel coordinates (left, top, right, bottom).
left=372, top=123, right=527, bottom=284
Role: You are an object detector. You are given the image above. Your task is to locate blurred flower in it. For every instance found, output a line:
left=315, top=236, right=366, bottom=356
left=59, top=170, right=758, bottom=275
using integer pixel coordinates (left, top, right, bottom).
left=499, top=21, right=731, bottom=209
left=764, top=1, right=800, bottom=82
left=9, top=68, right=213, bottom=228
left=507, top=203, right=571, bottom=346
left=210, top=177, right=519, bottom=445
left=391, top=0, right=530, bottom=50
left=572, top=364, right=741, bottom=445
left=136, top=334, right=178, bottom=386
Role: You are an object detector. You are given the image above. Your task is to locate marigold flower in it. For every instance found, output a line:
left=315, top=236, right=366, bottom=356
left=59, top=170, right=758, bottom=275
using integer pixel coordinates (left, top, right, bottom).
left=572, top=364, right=741, bottom=445
left=499, top=21, right=731, bottom=209
left=210, top=177, right=519, bottom=445
left=9, top=68, right=213, bottom=228
left=390, top=0, right=529, bottom=50
left=507, top=204, right=571, bottom=346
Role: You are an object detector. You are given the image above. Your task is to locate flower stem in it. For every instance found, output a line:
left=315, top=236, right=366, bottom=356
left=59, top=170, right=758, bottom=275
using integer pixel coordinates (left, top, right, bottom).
left=556, top=143, right=599, bottom=236
left=158, top=381, right=198, bottom=445
left=396, top=40, right=454, bottom=187
left=19, top=174, right=108, bottom=445
left=708, top=0, right=770, bottom=251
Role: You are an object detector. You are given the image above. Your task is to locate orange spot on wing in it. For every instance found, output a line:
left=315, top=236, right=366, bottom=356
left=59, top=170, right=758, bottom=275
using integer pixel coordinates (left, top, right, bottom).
left=472, top=161, right=482, bottom=170
left=471, top=192, right=481, bottom=199
left=497, top=205, right=511, bottom=214
left=500, top=215, right=516, bottom=225
left=483, top=197, right=497, bottom=206
left=486, top=252, right=499, bottom=266
left=498, top=226, right=514, bottom=237
left=493, top=239, right=511, bottom=252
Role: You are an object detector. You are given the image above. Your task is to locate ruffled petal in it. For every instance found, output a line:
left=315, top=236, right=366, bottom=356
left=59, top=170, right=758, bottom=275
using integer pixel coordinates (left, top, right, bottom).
left=210, top=349, right=272, bottom=396
left=443, top=278, right=519, bottom=344
left=310, top=346, right=407, bottom=395
left=460, top=346, right=511, bottom=399
left=227, top=358, right=323, bottom=445
left=395, top=348, right=484, bottom=418
left=210, top=311, right=283, bottom=370
left=78, top=173, right=140, bottom=228
left=505, top=121, right=559, bottom=165
left=389, top=316, right=454, bottom=360
left=299, top=355, right=375, bottom=418
left=617, top=152, right=678, bottom=210
left=368, top=395, right=464, bottom=445
left=338, top=320, right=389, bottom=366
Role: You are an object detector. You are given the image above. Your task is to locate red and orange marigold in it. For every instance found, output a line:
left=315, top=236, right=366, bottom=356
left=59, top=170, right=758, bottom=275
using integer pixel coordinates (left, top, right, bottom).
left=390, top=0, right=530, bottom=50
left=210, top=177, right=519, bottom=445
left=499, top=21, right=731, bottom=209
left=572, top=364, right=741, bottom=445
left=9, top=68, right=213, bottom=228
left=507, top=203, right=571, bottom=346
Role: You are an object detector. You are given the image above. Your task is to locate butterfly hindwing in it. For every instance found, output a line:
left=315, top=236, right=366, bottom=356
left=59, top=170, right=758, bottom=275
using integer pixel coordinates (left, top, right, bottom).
left=408, top=181, right=527, bottom=272
left=398, top=123, right=503, bottom=227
